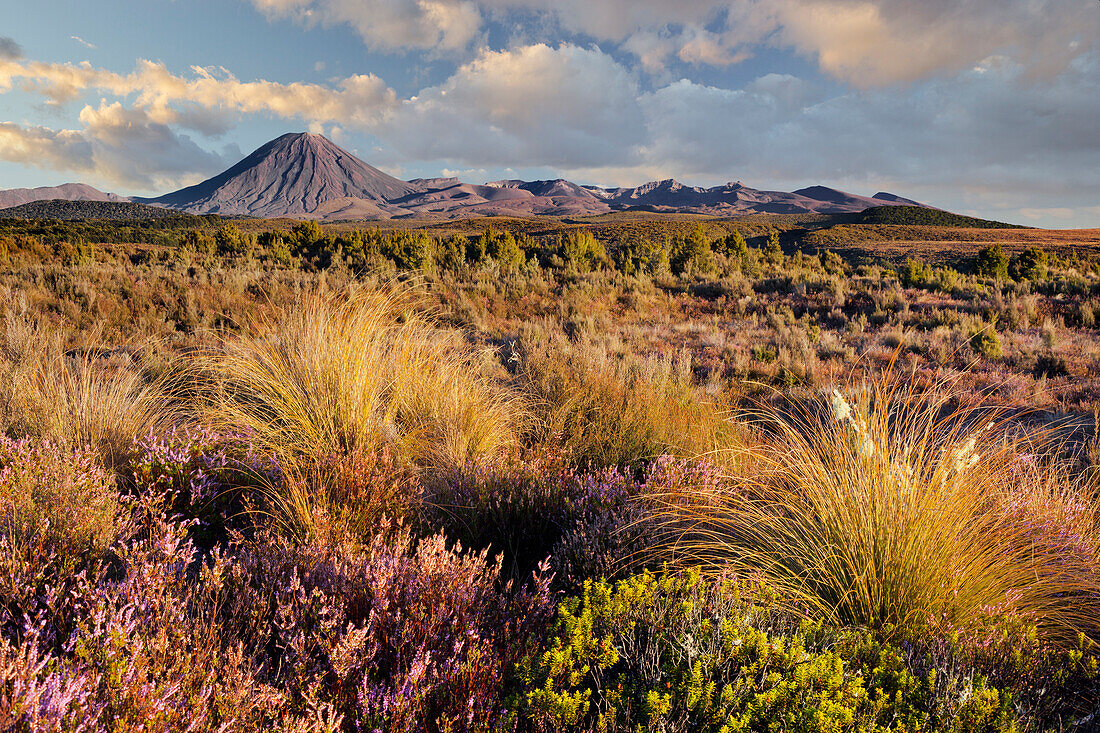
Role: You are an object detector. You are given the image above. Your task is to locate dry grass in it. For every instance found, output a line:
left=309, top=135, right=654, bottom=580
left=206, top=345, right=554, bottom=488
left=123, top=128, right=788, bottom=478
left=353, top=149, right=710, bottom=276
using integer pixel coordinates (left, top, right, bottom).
left=0, top=309, right=175, bottom=470
left=203, top=284, right=524, bottom=475
left=656, top=372, right=1100, bottom=644
left=516, top=329, right=740, bottom=468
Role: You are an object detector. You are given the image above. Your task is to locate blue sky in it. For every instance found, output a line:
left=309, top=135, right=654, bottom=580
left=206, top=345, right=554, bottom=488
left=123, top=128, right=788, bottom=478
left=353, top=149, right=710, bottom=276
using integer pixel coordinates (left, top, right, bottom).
left=1, top=0, right=1098, bottom=226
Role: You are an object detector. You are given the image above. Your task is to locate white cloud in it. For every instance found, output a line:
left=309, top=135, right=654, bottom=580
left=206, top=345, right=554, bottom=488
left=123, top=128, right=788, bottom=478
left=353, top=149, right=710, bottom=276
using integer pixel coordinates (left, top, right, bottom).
left=0, top=58, right=396, bottom=127
left=626, top=52, right=1100, bottom=216
left=747, top=0, right=1100, bottom=86
left=0, top=105, right=240, bottom=191
left=0, top=122, right=94, bottom=171
left=382, top=43, right=645, bottom=166
left=70, top=35, right=97, bottom=50
left=251, top=0, right=483, bottom=53
left=248, top=0, right=1100, bottom=86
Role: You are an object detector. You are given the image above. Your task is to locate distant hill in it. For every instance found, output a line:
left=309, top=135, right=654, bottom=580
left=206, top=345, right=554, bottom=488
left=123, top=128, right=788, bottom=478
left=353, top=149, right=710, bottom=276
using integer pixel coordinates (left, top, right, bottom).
left=0, top=199, right=194, bottom=221
left=0, top=183, right=129, bottom=209
left=860, top=205, right=1027, bottom=229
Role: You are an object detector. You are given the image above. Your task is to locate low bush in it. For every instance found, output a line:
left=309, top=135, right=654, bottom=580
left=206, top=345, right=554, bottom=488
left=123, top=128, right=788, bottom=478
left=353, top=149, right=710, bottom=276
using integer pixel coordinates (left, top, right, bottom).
left=0, top=436, right=119, bottom=570
left=0, top=507, right=285, bottom=733
left=423, top=451, right=717, bottom=586
left=970, top=327, right=1003, bottom=360
left=519, top=568, right=1020, bottom=733
left=1, top=494, right=557, bottom=732
left=128, top=425, right=279, bottom=547
left=217, top=525, right=556, bottom=733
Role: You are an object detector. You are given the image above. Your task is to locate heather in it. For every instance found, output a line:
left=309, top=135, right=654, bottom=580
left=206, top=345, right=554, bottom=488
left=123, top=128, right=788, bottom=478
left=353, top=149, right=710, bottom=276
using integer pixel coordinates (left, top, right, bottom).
left=2, top=220, right=1100, bottom=730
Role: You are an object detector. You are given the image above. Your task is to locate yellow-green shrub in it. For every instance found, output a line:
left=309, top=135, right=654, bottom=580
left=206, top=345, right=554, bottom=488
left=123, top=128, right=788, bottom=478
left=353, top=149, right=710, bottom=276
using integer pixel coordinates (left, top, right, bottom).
left=518, top=568, right=1016, bottom=733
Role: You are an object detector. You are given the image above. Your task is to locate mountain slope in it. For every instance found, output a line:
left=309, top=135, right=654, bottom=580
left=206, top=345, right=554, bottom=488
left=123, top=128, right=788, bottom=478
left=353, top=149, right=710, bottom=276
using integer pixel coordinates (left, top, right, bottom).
left=145, top=132, right=420, bottom=218
left=0, top=183, right=128, bottom=209
left=0, top=199, right=191, bottom=221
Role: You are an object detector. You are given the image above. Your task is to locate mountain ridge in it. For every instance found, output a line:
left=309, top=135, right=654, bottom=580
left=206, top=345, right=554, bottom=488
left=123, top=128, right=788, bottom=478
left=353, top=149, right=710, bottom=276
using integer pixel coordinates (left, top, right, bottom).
left=2, top=132, right=933, bottom=221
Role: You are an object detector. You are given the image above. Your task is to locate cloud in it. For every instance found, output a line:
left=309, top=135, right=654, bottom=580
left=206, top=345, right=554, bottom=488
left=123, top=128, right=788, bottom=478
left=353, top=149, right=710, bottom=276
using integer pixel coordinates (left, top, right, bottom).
left=369, top=37, right=1098, bottom=221
left=249, top=0, right=1100, bottom=86
left=0, top=105, right=240, bottom=191
left=0, top=122, right=93, bottom=171
left=381, top=43, right=645, bottom=167
left=0, top=57, right=397, bottom=127
left=703, top=57, right=1093, bottom=186
left=0, top=36, right=22, bottom=60
left=70, top=35, right=97, bottom=50
left=747, top=0, right=1100, bottom=86
left=251, top=0, right=483, bottom=53
left=624, top=52, right=1100, bottom=219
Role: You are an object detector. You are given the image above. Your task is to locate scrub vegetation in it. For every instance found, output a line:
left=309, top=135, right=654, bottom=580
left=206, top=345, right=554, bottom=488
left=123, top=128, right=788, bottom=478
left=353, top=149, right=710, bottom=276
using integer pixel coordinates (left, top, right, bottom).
left=2, top=213, right=1099, bottom=731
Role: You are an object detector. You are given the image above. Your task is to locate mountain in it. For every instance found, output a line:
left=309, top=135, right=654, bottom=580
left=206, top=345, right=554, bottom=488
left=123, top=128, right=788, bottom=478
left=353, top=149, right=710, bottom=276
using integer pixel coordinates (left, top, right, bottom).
left=3, top=132, right=934, bottom=221
left=871, top=192, right=925, bottom=206
left=0, top=183, right=129, bottom=209
left=142, top=132, right=421, bottom=218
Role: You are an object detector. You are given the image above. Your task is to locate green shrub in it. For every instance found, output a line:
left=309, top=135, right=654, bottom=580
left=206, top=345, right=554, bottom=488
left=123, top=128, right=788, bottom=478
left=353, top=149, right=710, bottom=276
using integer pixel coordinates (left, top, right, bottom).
left=975, top=245, right=1009, bottom=279
left=1009, top=247, right=1048, bottom=281
left=670, top=227, right=714, bottom=276
left=215, top=224, right=250, bottom=257
left=519, top=569, right=1016, bottom=733
left=901, top=259, right=960, bottom=293
left=970, top=328, right=1003, bottom=360
left=714, top=231, right=748, bottom=260
left=763, top=230, right=783, bottom=264
left=559, top=231, right=610, bottom=272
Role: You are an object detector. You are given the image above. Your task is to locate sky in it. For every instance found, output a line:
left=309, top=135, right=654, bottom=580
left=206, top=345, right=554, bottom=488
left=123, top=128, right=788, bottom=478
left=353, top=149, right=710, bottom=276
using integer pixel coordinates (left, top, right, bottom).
left=1, top=0, right=1098, bottom=227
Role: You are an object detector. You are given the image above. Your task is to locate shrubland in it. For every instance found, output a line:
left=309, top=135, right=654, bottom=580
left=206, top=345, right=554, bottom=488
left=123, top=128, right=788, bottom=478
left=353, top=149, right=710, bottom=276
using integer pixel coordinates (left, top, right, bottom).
left=1, top=214, right=1099, bottom=731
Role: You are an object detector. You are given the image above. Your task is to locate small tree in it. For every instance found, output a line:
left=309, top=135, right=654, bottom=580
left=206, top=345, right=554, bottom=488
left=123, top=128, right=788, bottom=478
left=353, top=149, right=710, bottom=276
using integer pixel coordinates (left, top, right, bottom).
left=215, top=224, right=250, bottom=257
left=180, top=229, right=216, bottom=259
left=763, top=231, right=783, bottom=264
left=292, top=221, right=324, bottom=249
left=670, top=226, right=714, bottom=276
left=715, top=230, right=748, bottom=260
left=970, top=327, right=1003, bottom=360
left=974, top=244, right=1009, bottom=279
left=1009, top=246, right=1048, bottom=281
left=559, top=231, right=609, bottom=272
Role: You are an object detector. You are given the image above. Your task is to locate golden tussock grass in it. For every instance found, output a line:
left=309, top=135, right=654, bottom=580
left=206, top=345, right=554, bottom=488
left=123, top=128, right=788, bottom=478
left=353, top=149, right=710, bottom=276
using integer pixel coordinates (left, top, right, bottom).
left=202, top=284, right=525, bottom=476
left=517, top=329, right=742, bottom=468
left=655, top=371, right=1100, bottom=644
left=1, top=309, right=176, bottom=470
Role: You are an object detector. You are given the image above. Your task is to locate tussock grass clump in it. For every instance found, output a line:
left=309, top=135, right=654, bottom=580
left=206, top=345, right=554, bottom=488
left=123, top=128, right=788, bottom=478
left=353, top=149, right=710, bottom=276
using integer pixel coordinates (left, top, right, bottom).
left=516, top=330, right=738, bottom=469
left=659, top=376, right=1100, bottom=643
left=204, top=286, right=524, bottom=476
left=1, top=309, right=175, bottom=470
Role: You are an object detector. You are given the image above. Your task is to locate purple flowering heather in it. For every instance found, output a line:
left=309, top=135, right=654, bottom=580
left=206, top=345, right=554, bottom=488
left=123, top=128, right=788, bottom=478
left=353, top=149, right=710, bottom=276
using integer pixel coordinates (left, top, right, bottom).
left=129, top=425, right=280, bottom=546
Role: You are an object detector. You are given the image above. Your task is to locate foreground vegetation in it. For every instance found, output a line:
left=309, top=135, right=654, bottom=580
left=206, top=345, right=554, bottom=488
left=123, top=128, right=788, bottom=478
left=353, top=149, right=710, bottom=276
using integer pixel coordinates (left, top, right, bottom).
left=2, top=214, right=1100, bottom=731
